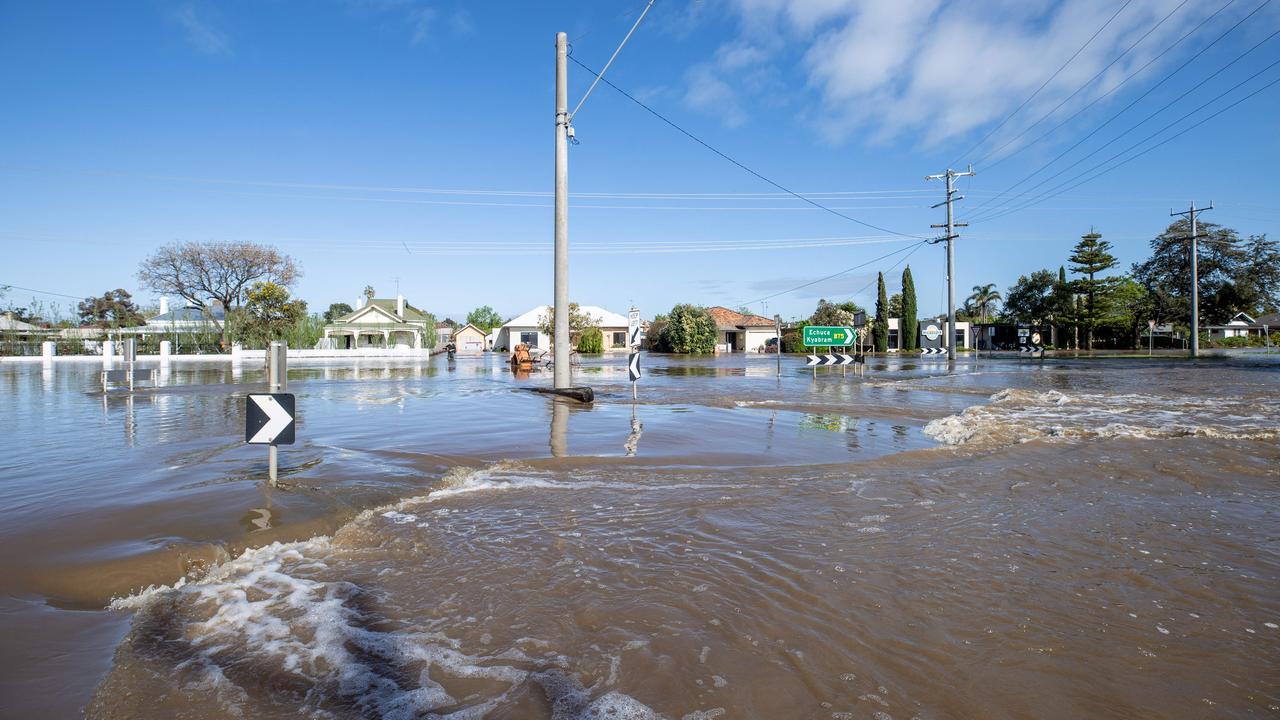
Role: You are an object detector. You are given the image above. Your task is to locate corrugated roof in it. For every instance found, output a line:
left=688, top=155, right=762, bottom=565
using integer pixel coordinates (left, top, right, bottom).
left=333, top=299, right=431, bottom=324
left=146, top=306, right=225, bottom=323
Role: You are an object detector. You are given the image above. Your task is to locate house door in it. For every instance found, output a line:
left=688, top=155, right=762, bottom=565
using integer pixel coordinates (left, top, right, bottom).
left=725, top=331, right=738, bottom=352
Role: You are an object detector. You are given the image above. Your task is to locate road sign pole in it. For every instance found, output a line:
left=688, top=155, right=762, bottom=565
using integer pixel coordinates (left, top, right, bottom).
left=267, top=341, right=287, bottom=485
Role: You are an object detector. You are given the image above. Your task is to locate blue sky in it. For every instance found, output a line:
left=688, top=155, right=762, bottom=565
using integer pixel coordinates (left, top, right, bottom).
left=1, top=0, right=1277, bottom=323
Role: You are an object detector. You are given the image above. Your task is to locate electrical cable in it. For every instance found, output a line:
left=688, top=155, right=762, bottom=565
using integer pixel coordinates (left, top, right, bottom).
left=969, top=69, right=1280, bottom=223
left=966, top=0, right=1275, bottom=219
left=949, top=0, right=1136, bottom=167
left=568, top=55, right=927, bottom=239
left=736, top=240, right=930, bottom=307
left=569, top=0, right=655, bottom=122
left=974, top=0, right=1197, bottom=168
left=978, top=0, right=1237, bottom=174
left=0, top=283, right=85, bottom=300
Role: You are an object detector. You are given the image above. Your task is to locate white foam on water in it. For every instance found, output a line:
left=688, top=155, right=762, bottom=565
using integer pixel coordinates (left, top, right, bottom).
left=924, top=388, right=1279, bottom=447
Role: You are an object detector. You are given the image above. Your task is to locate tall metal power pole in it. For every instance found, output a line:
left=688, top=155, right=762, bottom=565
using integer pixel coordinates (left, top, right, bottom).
left=1171, top=201, right=1212, bottom=359
left=926, top=166, right=975, bottom=362
left=553, top=32, right=571, bottom=389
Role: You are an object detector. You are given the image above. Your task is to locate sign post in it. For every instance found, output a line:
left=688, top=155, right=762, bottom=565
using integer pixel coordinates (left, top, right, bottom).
left=803, top=325, right=863, bottom=376
left=1148, top=319, right=1156, bottom=357
left=245, top=341, right=294, bottom=486
left=627, top=308, right=642, bottom=400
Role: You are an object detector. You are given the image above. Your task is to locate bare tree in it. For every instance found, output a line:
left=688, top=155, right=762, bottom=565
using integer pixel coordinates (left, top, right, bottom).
left=137, top=241, right=300, bottom=345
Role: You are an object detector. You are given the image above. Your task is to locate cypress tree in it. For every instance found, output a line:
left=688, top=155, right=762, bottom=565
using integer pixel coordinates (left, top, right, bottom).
left=873, top=272, right=889, bottom=352
left=901, top=266, right=917, bottom=351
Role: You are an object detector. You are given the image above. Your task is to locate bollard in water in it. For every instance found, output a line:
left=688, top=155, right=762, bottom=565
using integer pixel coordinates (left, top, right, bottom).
left=267, top=341, right=287, bottom=485
left=42, top=341, right=55, bottom=365
left=160, top=340, right=171, bottom=363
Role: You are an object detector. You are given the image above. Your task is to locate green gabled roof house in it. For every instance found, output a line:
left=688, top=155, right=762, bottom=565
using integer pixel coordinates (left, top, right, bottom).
left=323, top=295, right=432, bottom=349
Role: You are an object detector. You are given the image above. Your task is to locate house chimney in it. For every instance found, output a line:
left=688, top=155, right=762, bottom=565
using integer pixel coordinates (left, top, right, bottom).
left=357, top=296, right=366, bottom=310
left=396, top=295, right=405, bottom=318
left=159, top=296, right=168, bottom=315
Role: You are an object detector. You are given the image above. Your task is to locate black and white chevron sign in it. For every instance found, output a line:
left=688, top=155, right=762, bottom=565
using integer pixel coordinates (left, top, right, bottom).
left=806, top=354, right=857, bottom=366
left=920, top=347, right=945, bottom=355
left=627, top=352, right=641, bottom=381
left=1018, top=344, right=1044, bottom=354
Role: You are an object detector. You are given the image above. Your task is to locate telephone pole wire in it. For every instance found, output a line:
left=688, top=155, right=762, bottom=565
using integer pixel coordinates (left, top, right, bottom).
left=1170, top=201, right=1212, bottom=358
left=926, top=166, right=975, bottom=362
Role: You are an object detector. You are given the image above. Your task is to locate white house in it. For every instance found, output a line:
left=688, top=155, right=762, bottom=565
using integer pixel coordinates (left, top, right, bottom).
left=491, top=305, right=631, bottom=352
left=707, top=307, right=777, bottom=353
left=323, top=295, right=433, bottom=349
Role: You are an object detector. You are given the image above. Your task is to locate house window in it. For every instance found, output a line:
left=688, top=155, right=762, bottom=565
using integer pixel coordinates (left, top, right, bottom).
left=612, top=331, right=627, bottom=347
left=520, top=331, right=539, bottom=347
left=888, top=329, right=898, bottom=348
left=955, top=330, right=966, bottom=348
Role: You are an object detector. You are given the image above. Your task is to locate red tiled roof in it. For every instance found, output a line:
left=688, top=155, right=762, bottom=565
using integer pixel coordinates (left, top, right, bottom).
left=707, top=306, right=775, bottom=328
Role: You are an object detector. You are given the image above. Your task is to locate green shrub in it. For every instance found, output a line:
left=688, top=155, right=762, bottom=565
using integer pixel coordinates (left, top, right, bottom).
left=577, top=326, right=603, bottom=353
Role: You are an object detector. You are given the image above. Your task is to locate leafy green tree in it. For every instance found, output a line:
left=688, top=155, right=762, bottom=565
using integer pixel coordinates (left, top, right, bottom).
left=967, top=283, right=1002, bottom=324
left=1238, top=234, right=1280, bottom=315
left=323, top=302, right=353, bottom=322
left=809, top=299, right=861, bottom=328
left=1070, top=231, right=1118, bottom=349
left=873, top=273, right=888, bottom=352
left=886, top=293, right=903, bottom=319
left=1100, top=277, right=1153, bottom=349
left=663, top=304, right=717, bottom=354
left=901, top=266, right=917, bottom=351
left=646, top=314, right=671, bottom=352
left=239, top=281, right=308, bottom=348
left=538, top=302, right=600, bottom=348
left=466, top=305, right=504, bottom=332
left=1003, top=270, right=1056, bottom=324
left=1053, top=266, right=1076, bottom=348
left=78, top=289, right=145, bottom=328
left=576, top=326, right=604, bottom=353
left=363, top=285, right=375, bottom=301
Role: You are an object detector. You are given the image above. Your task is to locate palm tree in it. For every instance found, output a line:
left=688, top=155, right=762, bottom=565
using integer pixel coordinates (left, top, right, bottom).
left=968, top=284, right=1002, bottom=324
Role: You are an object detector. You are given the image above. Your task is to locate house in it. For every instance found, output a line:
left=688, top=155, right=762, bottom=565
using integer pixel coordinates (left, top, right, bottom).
left=490, top=305, right=631, bottom=352
left=435, top=321, right=456, bottom=348
left=141, top=296, right=226, bottom=335
left=0, top=313, right=48, bottom=345
left=451, top=323, right=488, bottom=354
left=885, top=317, right=971, bottom=351
left=707, top=307, right=777, bottom=353
left=1206, top=312, right=1262, bottom=340
left=323, top=295, right=433, bottom=349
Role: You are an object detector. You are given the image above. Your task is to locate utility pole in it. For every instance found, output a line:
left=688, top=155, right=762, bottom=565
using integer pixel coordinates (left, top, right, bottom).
left=1170, top=201, right=1212, bottom=359
left=926, top=166, right=975, bottom=362
left=553, top=32, right=571, bottom=389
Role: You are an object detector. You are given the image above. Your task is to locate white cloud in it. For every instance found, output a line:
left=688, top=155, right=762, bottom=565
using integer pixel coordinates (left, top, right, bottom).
left=172, top=3, right=231, bottom=56
left=697, top=0, right=1221, bottom=151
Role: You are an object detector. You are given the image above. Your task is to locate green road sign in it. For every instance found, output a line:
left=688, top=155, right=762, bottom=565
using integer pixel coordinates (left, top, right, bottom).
left=803, top=325, right=856, bottom=346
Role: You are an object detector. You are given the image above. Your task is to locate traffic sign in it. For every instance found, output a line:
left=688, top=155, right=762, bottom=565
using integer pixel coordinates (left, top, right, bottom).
left=246, top=393, right=295, bottom=445
left=803, top=325, right=856, bottom=346
left=923, top=324, right=942, bottom=342
left=806, top=353, right=858, bottom=366
left=627, top=352, right=641, bottom=382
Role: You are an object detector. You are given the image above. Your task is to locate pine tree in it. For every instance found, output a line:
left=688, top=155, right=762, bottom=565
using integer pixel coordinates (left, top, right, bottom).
left=1069, top=231, right=1117, bottom=350
left=873, top=272, right=889, bottom=353
left=901, top=266, right=917, bottom=351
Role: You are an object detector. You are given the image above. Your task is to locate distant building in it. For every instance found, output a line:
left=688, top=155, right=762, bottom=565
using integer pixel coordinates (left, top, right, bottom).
left=435, top=321, right=455, bottom=348
left=491, top=305, right=630, bottom=352
left=451, top=323, right=488, bottom=354
left=707, top=307, right=777, bottom=353
left=142, top=296, right=225, bottom=334
left=885, top=317, right=971, bottom=351
left=323, top=295, right=432, bottom=349
left=1205, top=312, right=1269, bottom=341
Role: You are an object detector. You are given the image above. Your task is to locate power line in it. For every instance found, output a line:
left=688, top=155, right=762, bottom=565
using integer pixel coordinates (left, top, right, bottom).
left=967, top=0, right=1275, bottom=219
left=974, top=0, right=1197, bottom=168
left=568, top=55, right=926, bottom=239
left=569, top=0, right=654, bottom=121
left=969, top=69, right=1280, bottom=223
left=736, top=240, right=930, bottom=307
left=949, top=0, right=1136, bottom=167
left=0, top=283, right=84, bottom=300
left=979, top=0, right=1237, bottom=174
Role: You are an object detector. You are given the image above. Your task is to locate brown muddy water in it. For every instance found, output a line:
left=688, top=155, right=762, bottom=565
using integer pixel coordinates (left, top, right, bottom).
left=1, top=352, right=1277, bottom=719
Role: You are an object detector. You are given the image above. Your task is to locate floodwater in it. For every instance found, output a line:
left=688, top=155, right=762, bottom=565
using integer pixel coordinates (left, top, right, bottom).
left=1, top=352, right=1277, bottom=719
